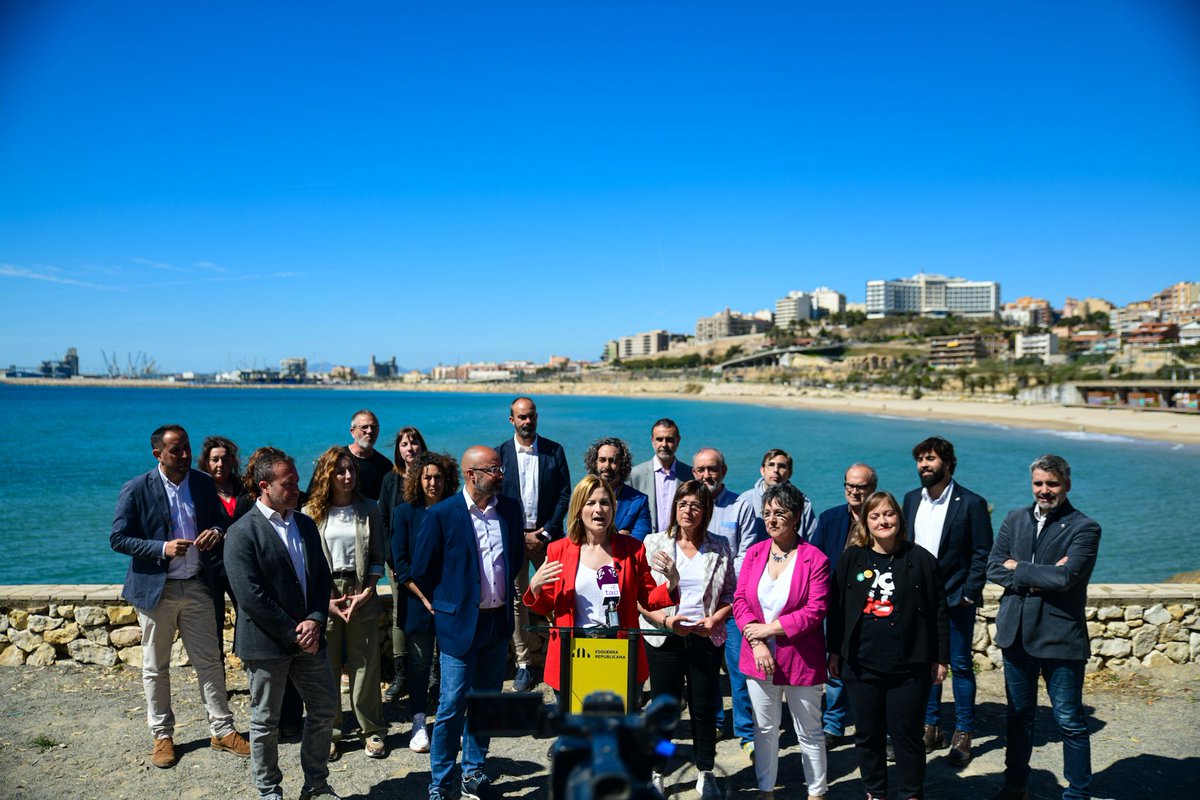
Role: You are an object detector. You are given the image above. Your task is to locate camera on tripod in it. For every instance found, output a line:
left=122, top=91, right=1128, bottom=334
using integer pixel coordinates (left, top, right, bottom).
left=467, top=690, right=680, bottom=800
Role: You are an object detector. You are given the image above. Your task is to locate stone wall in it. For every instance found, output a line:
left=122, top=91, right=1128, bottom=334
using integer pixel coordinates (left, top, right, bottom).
left=1, top=584, right=1198, bottom=672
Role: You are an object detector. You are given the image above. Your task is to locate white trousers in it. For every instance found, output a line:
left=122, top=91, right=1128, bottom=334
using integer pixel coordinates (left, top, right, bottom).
left=746, top=678, right=827, bottom=795
left=136, top=577, right=234, bottom=739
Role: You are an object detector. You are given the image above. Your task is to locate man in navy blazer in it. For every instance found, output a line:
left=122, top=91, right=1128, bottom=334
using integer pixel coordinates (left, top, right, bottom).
left=225, top=447, right=339, bottom=800
left=810, top=461, right=877, bottom=744
left=412, top=446, right=525, bottom=800
left=902, top=436, right=993, bottom=767
left=986, top=454, right=1100, bottom=800
left=495, top=396, right=571, bottom=691
left=109, top=424, right=249, bottom=769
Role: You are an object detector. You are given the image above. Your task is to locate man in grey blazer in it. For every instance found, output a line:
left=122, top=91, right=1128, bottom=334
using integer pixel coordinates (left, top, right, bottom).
left=226, top=447, right=339, bottom=800
left=109, top=424, right=249, bottom=769
left=986, top=454, right=1100, bottom=800
left=628, top=417, right=694, bottom=533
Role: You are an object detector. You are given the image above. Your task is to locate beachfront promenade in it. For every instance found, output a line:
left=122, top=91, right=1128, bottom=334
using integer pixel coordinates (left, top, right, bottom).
left=3, top=583, right=1198, bottom=672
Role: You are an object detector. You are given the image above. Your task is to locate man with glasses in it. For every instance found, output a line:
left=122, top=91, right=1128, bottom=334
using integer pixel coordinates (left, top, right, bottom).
left=412, top=446, right=524, bottom=800
left=308, top=410, right=393, bottom=501
left=811, top=462, right=878, bottom=747
left=737, top=448, right=816, bottom=542
left=692, top=447, right=758, bottom=758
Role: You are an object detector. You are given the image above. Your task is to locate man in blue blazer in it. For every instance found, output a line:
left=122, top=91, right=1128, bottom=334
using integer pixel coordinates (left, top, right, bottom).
left=109, top=424, right=249, bottom=769
left=986, top=454, right=1100, bottom=800
left=583, top=436, right=652, bottom=540
left=810, top=461, right=878, bottom=745
left=902, top=436, right=993, bottom=767
left=495, top=396, right=571, bottom=691
left=225, top=447, right=339, bottom=800
left=412, top=446, right=525, bottom=800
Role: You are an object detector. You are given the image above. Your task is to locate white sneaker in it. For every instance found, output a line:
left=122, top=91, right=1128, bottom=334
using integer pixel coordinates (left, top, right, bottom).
left=695, top=770, right=719, bottom=800
left=408, top=714, right=429, bottom=753
left=651, top=771, right=665, bottom=797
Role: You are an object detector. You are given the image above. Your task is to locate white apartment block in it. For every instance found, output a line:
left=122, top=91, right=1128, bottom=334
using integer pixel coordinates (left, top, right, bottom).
left=866, top=273, right=1000, bottom=319
left=618, top=329, right=670, bottom=358
left=774, top=291, right=812, bottom=328
left=1015, top=332, right=1059, bottom=360
left=811, top=286, right=846, bottom=317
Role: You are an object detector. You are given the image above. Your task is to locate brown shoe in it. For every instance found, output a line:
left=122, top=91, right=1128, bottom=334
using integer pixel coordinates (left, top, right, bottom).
left=211, top=730, right=251, bottom=758
left=947, top=730, right=973, bottom=767
left=922, top=723, right=945, bottom=753
left=152, top=737, right=178, bottom=769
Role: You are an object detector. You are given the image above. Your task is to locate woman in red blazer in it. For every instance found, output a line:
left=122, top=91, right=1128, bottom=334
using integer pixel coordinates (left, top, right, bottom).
left=524, top=475, right=680, bottom=692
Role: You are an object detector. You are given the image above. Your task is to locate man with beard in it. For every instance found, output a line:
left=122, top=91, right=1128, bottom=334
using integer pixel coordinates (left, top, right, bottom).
left=495, top=396, right=572, bottom=692
left=583, top=436, right=652, bottom=539
left=902, top=436, right=993, bottom=767
left=737, top=448, right=816, bottom=542
left=629, top=418, right=694, bottom=534
left=308, top=410, right=393, bottom=501
left=692, top=446, right=758, bottom=758
left=986, top=455, right=1100, bottom=800
left=412, top=446, right=524, bottom=800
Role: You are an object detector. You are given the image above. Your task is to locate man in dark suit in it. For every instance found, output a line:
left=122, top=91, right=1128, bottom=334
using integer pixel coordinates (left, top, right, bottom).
left=628, top=417, right=694, bottom=533
left=495, top=396, right=571, bottom=691
left=902, top=436, right=993, bottom=766
left=986, top=454, right=1100, bottom=800
left=810, top=461, right=877, bottom=746
left=225, top=447, right=340, bottom=800
left=109, top=424, right=249, bottom=769
left=412, top=446, right=525, bottom=800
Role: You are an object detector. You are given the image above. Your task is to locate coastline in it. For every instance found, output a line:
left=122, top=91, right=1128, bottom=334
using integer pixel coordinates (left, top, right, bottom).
left=5, top=376, right=1198, bottom=446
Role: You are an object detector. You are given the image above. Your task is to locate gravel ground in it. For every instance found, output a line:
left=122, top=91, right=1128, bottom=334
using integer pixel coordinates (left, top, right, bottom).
left=1, top=662, right=1196, bottom=800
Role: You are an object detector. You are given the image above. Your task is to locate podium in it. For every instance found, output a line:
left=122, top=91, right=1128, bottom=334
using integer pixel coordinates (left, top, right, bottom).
left=527, top=625, right=668, bottom=715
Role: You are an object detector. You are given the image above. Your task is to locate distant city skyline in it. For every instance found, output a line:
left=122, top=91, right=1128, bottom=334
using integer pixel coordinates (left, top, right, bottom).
left=2, top=2, right=1198, bottom=374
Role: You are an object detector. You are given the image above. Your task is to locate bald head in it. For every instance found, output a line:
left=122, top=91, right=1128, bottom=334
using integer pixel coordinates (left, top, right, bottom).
left=692, top=447, right=727, bottom=493
left=462, top=446, right=503, bottom=505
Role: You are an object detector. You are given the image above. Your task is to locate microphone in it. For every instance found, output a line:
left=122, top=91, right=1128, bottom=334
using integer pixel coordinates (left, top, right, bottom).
left=596, top=564, right=621, bottom=627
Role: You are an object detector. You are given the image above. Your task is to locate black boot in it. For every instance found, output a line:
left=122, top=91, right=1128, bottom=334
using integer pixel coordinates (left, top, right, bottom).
left=384, top=656, right=407, bottom=703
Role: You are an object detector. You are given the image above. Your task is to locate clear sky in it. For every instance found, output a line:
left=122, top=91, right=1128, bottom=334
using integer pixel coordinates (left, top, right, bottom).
left=2, top=1, right=1198, bottom=374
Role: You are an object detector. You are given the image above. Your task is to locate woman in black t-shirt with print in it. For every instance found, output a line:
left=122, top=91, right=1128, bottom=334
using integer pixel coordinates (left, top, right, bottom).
left=827, top=492, right=949, bottom=800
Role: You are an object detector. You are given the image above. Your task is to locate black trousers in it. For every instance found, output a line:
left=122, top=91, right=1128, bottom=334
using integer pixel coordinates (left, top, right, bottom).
left=644, top=634, right=724, bottom=771
left=843, top=662, right=933, bottom=800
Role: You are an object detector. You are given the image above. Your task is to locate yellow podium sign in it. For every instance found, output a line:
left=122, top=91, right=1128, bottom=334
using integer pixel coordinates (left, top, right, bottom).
left=568, top=637, right=630, bottom=713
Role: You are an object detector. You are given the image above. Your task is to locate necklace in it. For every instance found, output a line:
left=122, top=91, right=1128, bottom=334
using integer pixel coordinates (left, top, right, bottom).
left=769, top=547, right=793, bottom=564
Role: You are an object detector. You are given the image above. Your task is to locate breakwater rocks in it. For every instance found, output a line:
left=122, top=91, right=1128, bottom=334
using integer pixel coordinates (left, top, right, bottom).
left=1, top=584, right=1197, bottom=672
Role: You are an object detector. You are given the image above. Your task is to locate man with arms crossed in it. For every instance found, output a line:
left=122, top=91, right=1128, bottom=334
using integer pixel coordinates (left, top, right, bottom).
left=109, top=424, right=249, bottom=768
left=810, top=462, right=878, bottom=747
left=629, top=417, right=694, bottom=533
left=495, top=397, right=571, bottom=692
left=226, top=447, right=340, bottom=800
left=986, top=455, right=1100, bottom=800
left=902, top=436, right=993, bottom=766
left=412, top=446, right=525, bottom=800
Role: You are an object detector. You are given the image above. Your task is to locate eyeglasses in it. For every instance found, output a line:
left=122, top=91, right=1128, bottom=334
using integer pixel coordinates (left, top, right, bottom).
left=844, top=482, right=874, bottom=493
left=470, top=465, right=505, bottom=476
left=676, top=501, right=704, bottom=512
left=353, top=424, right=378, bottom=431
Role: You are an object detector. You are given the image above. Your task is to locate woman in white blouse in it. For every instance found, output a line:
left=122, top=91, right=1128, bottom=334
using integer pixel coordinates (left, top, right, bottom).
left=640, top=480, right=736, bottom=800
left=734, top=482, right=831, bottom=800
left=304, top=446, right=387, bottom=759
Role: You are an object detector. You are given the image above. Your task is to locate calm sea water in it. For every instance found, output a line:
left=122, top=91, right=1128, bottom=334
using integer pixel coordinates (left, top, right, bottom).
left=0, top=384, right=1196, bottom=585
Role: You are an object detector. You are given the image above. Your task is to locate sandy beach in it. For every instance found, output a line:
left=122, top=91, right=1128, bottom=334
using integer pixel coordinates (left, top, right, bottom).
left=8, top=376, right=1196, bottom=447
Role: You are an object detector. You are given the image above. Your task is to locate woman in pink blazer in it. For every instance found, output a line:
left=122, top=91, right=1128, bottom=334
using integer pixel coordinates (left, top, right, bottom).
left=735, top=482, right=831, bottom=800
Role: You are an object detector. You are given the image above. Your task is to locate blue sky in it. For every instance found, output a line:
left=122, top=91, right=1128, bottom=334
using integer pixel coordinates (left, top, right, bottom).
left=2, top=1, right=1198, bottom=373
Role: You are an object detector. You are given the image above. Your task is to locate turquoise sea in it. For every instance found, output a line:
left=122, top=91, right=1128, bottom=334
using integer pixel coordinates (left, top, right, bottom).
left=0, top=384, right=1196, bottom=585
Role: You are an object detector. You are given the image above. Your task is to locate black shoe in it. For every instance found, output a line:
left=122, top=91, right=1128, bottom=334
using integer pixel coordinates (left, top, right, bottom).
left=384, top=657, right=407, bottom=702
left=823, top=730, right=843, bottom=749
left=885, top=736, right=896, bottom=763
left=461, top=774, right=493, bottom=800
left=987, top=789, right=1029, bottom=800
left=512, top=666, right=534, bottom=693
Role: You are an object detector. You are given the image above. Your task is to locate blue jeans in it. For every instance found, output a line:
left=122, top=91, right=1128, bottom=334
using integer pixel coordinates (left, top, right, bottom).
left=925, top=601, right=977, bottom=732
left=822, top=674, right=851, bottom=735
left=715, top=617, right=755, bottom=746
left=245, top=649, right=339, bottom=799
left=428, top=608, right=508, bottom=798
left=1002, top=640, right=1091, bottom=800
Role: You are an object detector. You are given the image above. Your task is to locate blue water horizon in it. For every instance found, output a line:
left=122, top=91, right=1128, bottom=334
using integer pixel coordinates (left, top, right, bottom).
left=1, top=384, right=1196, bottom=585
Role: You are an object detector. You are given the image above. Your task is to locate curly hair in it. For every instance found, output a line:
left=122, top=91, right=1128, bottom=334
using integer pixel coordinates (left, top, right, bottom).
left=305, top=446, right=361, bottom=525
left=582, top=437, right=633, bottom=484
left=402, top=451, right=460, bottom=508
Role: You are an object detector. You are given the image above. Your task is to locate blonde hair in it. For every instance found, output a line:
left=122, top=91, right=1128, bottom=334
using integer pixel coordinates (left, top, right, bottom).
left=565, top=475, right=617, bottom=545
